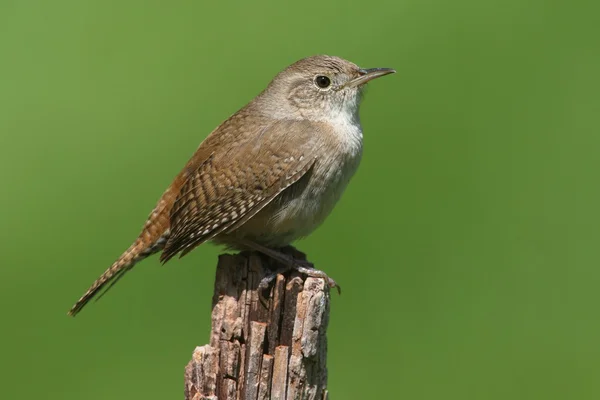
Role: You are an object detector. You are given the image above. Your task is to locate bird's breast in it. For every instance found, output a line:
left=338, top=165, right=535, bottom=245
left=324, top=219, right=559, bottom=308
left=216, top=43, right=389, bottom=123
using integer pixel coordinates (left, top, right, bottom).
left=223, top=117, right=364, bottom=248
left=259, top=121, right=363, bottom=244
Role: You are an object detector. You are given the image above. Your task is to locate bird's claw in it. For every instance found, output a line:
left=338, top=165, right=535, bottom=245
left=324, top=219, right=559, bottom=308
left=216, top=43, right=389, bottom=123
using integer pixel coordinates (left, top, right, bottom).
left=258, top=271, right=280, bottom=308
left=257, top=258, right=341, bottom=308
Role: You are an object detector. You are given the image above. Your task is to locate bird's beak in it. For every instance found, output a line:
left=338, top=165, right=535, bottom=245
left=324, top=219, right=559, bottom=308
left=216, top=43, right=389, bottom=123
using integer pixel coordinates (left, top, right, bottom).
left=345, top=68, right=396, bottom=88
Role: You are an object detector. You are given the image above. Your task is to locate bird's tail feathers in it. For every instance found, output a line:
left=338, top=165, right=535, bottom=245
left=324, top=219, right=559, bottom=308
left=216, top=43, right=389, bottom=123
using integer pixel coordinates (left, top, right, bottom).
left=67, top=233, right=168, bottom=317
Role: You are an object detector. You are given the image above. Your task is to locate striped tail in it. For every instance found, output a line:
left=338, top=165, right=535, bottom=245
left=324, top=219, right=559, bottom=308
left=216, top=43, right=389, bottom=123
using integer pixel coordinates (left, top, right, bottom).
left=68, top=175, right=185, bottom=316
left=67, top=233, right=169, bottom=316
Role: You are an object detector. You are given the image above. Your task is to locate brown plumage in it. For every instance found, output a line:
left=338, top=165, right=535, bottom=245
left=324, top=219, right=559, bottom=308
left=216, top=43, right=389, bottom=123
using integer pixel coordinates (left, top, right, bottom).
left=68, top=55, right=394, bottom=316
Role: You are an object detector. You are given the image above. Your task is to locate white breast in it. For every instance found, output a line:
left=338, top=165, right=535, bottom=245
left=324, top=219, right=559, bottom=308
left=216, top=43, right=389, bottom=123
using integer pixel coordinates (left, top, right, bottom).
left=269, top=110, right=364, bottom=242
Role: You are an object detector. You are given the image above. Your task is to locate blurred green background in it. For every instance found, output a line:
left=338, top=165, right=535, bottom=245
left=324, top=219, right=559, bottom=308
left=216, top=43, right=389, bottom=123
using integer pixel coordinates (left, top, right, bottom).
left=1, top=0, right=599, bottom=398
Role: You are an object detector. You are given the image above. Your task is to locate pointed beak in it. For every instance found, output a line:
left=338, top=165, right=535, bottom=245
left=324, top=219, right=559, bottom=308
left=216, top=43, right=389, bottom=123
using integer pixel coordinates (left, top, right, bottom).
left=345, top=67, right=396, bottom=88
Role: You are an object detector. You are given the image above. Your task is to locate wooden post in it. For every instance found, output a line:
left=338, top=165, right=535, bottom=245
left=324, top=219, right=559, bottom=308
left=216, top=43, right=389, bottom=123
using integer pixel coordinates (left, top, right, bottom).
left=184, top=251, right=330, bottom=400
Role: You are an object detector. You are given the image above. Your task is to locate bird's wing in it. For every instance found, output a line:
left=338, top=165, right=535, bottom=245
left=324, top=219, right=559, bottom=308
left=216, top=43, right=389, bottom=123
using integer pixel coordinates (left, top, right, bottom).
left=160, top=118, right=321, bottom=262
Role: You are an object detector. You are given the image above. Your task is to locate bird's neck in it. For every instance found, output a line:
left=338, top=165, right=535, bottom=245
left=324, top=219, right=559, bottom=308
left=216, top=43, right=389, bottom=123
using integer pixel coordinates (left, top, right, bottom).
left=326, top=108, right=363, bottom=157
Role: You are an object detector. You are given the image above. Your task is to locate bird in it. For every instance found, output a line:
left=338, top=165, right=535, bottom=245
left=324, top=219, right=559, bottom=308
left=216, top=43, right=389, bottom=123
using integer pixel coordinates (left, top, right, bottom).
left=68, top=55, right=395, bottom=316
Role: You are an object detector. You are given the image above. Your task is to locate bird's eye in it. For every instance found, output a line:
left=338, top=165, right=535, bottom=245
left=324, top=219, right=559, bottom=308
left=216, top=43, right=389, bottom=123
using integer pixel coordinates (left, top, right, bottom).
left=315, top=75, right=331, bottom=89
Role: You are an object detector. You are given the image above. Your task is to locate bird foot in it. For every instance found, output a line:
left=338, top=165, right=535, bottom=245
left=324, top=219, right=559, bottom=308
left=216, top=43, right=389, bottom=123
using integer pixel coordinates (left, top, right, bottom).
left=257, top=254, right=341, bottom=308
left=235, top=239, right=341, bottom=307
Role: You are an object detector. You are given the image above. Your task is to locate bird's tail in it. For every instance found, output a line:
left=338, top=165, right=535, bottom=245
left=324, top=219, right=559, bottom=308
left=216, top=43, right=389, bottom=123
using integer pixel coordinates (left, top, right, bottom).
left=67, top=233, right=169, bottom=316
left=68, top=171, right=186, bottom=317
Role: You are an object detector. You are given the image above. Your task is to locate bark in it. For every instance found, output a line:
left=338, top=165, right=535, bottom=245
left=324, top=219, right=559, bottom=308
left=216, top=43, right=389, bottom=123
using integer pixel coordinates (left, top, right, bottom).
left=184, top=251, right=330, bottom=400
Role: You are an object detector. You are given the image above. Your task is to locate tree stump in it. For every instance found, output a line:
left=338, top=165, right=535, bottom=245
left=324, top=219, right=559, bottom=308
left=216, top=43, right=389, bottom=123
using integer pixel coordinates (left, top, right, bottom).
left=184, top=251, right=330, bottom=400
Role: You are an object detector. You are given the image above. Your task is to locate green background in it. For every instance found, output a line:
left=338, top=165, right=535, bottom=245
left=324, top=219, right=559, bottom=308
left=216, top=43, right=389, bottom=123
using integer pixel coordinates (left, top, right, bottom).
left=1, top=0, right=599, bottom=398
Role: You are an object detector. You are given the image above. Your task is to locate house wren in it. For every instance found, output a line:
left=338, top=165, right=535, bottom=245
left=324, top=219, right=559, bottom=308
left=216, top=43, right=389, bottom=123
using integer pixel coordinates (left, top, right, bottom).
left=68, top=55, right=394, bottom=316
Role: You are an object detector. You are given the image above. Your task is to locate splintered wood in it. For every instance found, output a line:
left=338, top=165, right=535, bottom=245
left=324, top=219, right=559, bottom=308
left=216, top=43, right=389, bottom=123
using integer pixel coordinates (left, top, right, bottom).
left=184, top=252, right=330, bottom=400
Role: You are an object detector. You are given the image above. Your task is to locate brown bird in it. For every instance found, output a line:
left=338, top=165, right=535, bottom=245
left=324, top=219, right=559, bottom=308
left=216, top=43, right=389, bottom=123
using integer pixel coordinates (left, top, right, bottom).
left=68, top=55, right=394, bottom=316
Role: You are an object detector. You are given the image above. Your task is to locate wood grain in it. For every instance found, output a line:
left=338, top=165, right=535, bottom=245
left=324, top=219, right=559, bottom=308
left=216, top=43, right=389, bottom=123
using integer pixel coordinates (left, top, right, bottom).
left=184, top=252, right=330, bottom=400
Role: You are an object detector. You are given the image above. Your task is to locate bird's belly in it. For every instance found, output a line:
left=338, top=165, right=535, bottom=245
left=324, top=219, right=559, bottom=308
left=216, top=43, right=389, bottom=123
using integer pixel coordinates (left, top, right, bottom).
left=229, top=153, right=361, bottom=247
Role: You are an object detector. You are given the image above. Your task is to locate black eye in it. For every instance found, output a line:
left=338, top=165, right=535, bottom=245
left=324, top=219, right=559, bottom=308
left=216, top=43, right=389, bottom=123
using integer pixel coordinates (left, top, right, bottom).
left=315, top=75, right=331, bottom=89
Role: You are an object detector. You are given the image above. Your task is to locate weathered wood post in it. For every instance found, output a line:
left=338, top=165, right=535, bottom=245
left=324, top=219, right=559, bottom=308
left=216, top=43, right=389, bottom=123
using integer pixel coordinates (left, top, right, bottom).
left=184, top=251, right=330, bottom=400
